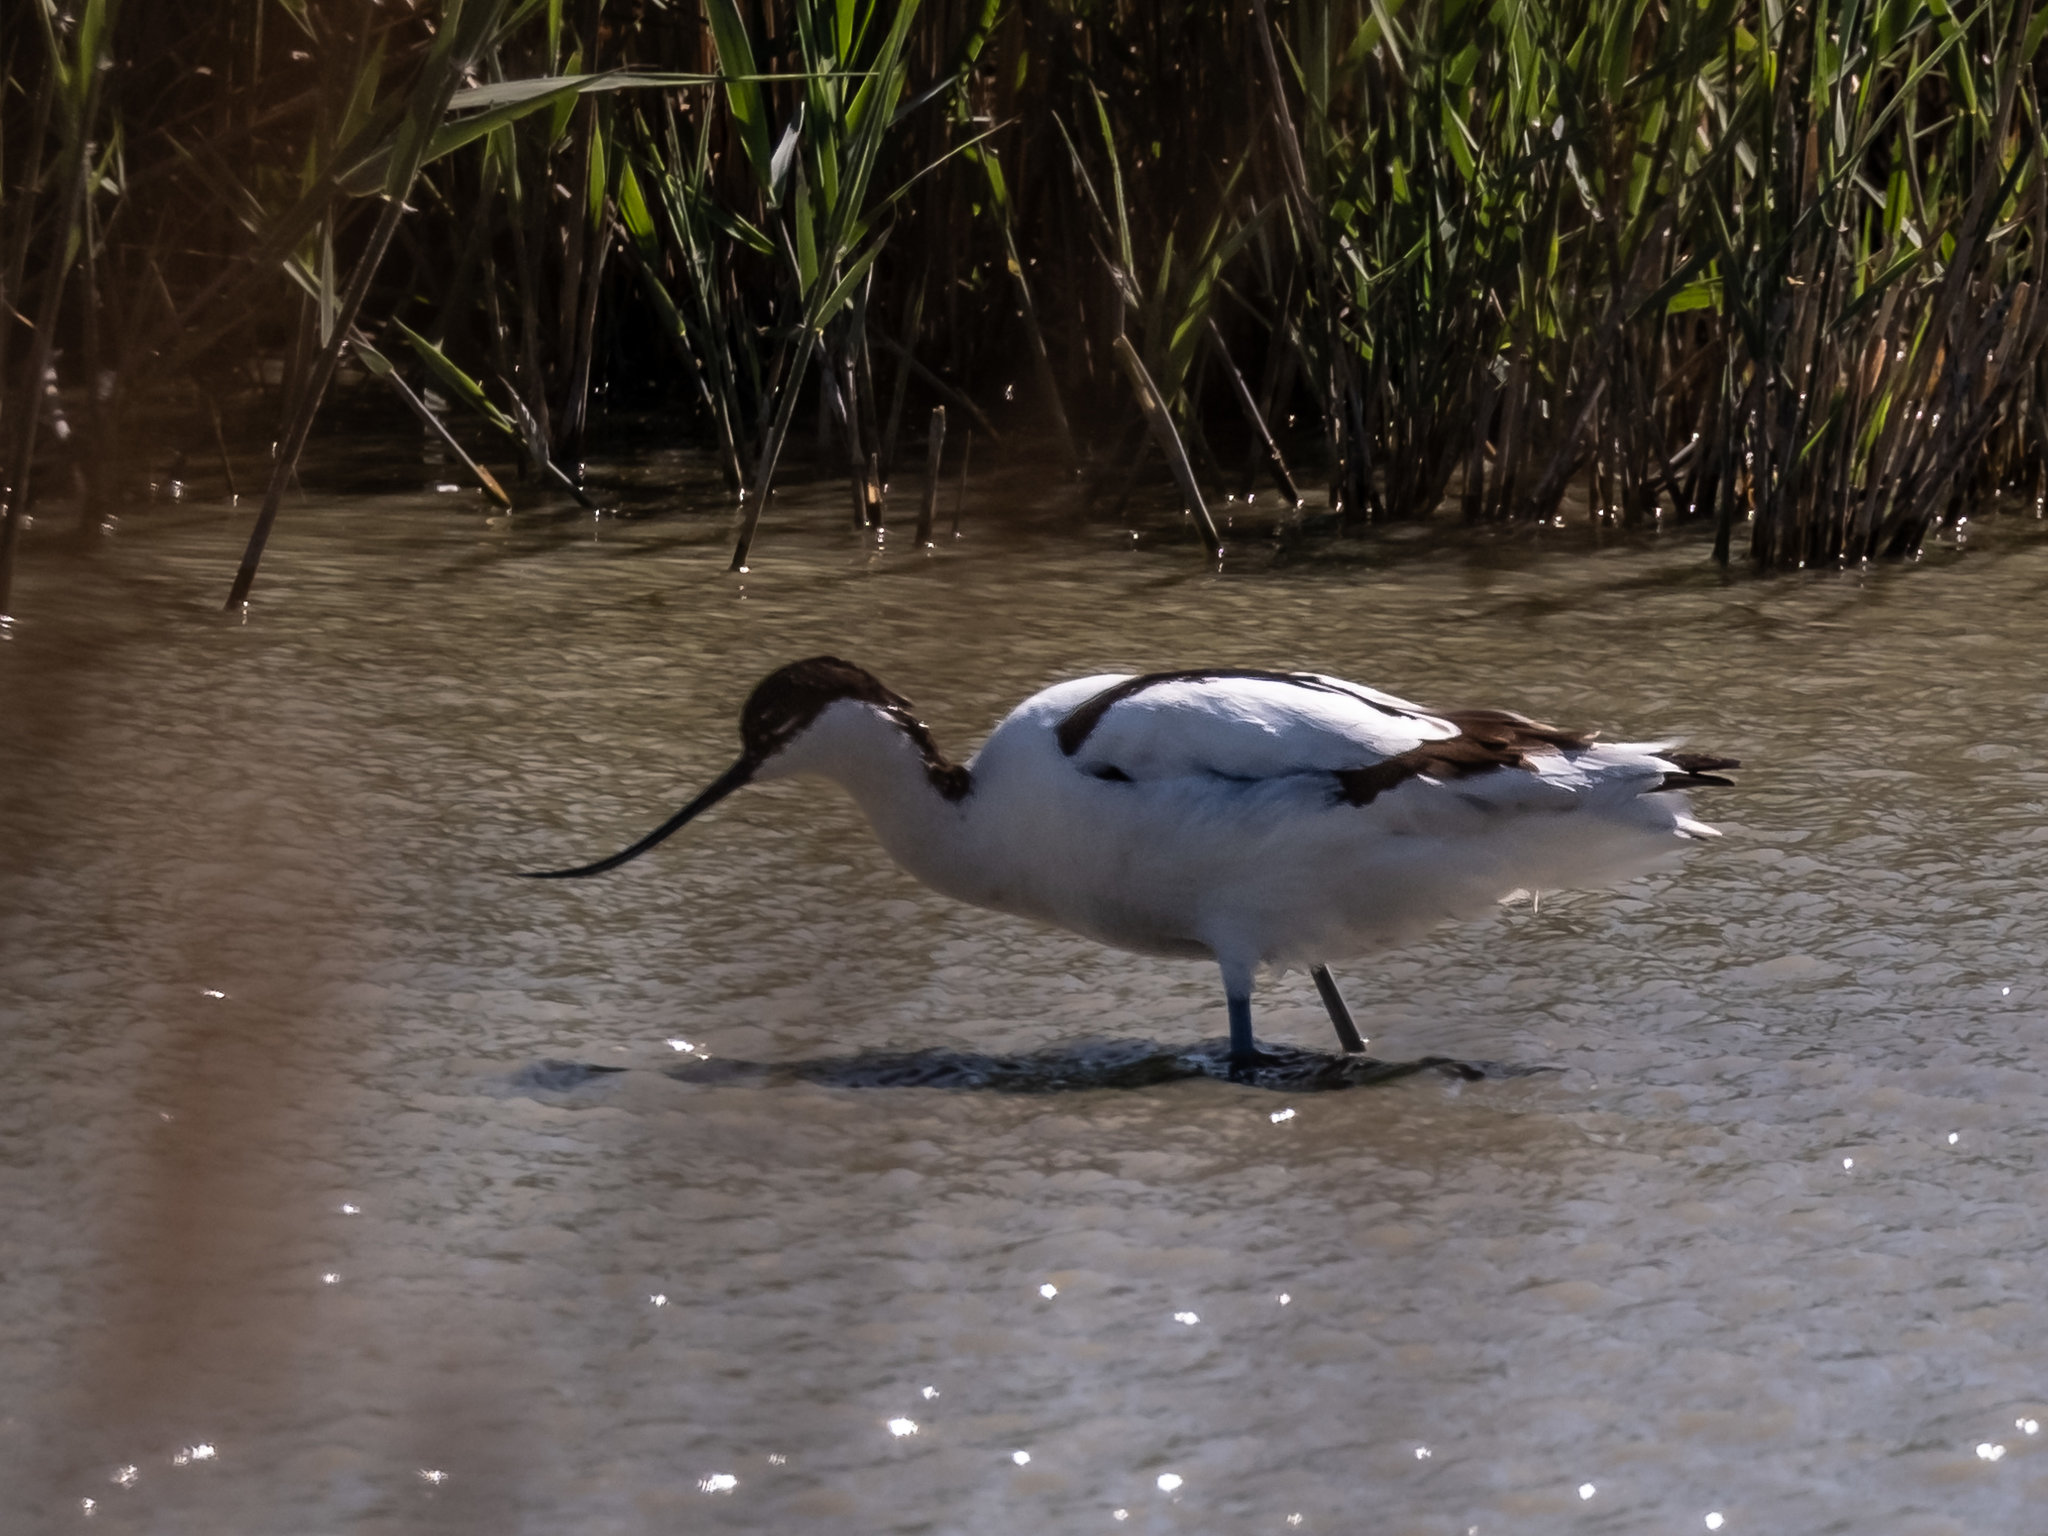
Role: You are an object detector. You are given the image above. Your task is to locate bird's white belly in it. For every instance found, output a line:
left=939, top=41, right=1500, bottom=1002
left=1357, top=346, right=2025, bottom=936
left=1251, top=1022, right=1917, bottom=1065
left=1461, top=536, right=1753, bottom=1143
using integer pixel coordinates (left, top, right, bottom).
left=942, top=774, right=1396, bottom=964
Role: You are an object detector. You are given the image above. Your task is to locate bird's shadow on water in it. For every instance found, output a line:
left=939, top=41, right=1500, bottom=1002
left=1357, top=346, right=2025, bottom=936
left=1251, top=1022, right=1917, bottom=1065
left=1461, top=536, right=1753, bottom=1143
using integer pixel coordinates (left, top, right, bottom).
left=657, top=1038, right=1559, bottom=1093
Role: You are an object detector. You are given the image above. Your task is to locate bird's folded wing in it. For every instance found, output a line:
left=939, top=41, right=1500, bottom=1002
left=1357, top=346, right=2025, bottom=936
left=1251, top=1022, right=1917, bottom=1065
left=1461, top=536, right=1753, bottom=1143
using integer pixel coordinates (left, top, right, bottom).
left=1062, top=672, right=1460, bottom=782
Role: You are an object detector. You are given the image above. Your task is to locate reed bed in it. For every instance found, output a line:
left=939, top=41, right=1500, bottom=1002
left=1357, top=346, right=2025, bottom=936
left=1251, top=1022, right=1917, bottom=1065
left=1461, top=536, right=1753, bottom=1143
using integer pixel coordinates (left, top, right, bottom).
left=2, top=0, right=2044, bottom=605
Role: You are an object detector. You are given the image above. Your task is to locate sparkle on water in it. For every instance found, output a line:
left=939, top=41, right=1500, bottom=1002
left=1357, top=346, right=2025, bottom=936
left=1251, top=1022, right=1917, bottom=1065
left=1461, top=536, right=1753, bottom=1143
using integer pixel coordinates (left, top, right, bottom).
left=6, top=463, right=2048, bottom=1531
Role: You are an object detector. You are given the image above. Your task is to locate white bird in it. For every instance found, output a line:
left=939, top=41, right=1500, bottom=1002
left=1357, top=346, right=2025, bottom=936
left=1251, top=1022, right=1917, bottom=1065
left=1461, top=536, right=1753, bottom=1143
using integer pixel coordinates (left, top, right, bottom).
left=525, top=657, right=1739, bottom=1076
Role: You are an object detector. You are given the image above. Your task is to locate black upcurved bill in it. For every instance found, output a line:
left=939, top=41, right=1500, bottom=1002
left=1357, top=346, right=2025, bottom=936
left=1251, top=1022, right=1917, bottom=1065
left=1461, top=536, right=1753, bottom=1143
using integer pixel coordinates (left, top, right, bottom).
left=520, top=757, right=755, bottom=879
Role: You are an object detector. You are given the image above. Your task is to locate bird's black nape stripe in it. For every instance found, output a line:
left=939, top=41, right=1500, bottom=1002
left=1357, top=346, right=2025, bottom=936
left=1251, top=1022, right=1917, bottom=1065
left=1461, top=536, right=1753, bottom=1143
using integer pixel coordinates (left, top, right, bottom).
left=1056, top=668, right=1418, bottom=757
left=520, top=757, right=756, bottom=878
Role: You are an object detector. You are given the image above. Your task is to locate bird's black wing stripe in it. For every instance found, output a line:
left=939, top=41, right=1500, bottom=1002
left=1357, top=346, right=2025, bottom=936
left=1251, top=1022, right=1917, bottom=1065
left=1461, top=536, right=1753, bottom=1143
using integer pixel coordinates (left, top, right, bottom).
left=1056, top=669, right=1419, bottom=757
left=1647, top=752, right=1741, bottom=794
left=1649, top=770, right=1736, bottom=792
left=1332, top=708, right=1598, bottom=807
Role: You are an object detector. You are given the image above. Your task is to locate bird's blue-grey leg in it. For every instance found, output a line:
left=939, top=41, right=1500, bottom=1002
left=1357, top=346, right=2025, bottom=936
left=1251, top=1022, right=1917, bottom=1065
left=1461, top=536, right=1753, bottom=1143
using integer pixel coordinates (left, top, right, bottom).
left=1309, top=965, right=1367, bottom=1054
left=1218, top=956, right=1268, bottom=1076
left=1227, top=992, right=1258, bottom=1068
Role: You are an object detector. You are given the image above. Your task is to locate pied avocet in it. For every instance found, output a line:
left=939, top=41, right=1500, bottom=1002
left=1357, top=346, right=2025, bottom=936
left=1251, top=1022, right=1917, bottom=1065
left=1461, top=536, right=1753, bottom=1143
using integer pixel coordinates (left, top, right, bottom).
left=525, top=658, right=1738, bottom=1076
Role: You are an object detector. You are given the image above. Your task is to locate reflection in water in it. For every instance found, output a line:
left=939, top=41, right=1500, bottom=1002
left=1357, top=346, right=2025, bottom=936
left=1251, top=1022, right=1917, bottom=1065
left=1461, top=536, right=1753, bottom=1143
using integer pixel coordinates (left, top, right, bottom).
left=505, top=1057, right=630, bottom=1092
left=666, top=1038, right=1522, bottom=1092
left=4, top=462, right=2048, bottom=1531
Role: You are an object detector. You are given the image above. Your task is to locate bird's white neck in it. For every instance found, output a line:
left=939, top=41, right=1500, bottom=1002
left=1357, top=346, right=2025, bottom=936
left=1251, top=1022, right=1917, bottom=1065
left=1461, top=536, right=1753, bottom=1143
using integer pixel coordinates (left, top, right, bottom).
left=756, top=700, right=979, bottom=899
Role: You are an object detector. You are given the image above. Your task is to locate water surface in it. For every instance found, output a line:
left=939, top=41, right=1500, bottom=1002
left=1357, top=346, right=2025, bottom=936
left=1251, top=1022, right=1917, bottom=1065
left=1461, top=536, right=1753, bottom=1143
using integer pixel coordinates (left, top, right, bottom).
left=4, top=461, right=2047, bottom=1534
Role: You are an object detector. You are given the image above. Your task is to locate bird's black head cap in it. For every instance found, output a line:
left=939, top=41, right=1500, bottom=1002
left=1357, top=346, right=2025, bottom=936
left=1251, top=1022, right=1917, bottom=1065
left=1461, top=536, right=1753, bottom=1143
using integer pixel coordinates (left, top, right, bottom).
left=740, top=655, right=971, bottom=800
left=738, top=656, right=913, bottom=764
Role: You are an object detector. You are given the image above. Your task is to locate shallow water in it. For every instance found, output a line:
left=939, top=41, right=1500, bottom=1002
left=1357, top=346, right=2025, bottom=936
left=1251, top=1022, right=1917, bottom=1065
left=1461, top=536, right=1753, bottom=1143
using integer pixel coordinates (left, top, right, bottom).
left=4, top=457, right=2048, bottom=1535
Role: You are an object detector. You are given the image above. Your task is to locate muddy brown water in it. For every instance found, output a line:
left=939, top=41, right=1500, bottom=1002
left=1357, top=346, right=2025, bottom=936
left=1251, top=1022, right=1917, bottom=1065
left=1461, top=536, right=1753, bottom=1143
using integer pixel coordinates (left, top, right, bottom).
left=3, top=462, right=2047, bottom=1534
